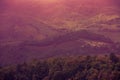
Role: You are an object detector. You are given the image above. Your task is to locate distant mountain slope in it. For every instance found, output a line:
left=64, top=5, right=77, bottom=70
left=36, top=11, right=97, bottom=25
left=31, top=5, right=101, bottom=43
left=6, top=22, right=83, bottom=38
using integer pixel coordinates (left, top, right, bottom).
left=25, top=30, right=113, bottom=46
left=0, top=30, right=119, bottom=65
left=0, top=0, right=120, bottom=66
left=0, top=13, right=65, bottom=41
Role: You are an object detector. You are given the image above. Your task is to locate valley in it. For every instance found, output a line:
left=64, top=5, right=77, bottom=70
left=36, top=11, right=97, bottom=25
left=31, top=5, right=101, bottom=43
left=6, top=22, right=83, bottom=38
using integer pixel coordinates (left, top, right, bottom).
left=0, top=0, right=120, bottom=66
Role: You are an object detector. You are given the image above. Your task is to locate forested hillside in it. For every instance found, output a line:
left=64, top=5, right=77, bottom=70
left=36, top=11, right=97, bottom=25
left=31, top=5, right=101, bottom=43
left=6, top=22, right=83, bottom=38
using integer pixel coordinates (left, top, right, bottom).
left=0, top=53, right=120, bottom=80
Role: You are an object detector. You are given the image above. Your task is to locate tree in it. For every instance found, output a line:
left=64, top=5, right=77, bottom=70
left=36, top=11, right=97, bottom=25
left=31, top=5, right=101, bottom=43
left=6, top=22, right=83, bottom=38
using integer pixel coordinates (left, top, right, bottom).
left=109, top=53, right=119, bottom=63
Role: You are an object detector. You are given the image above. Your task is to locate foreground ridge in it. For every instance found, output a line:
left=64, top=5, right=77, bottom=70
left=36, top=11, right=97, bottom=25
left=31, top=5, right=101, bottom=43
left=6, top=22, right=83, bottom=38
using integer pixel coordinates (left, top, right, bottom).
left=0, top=53, right=120, bottom=80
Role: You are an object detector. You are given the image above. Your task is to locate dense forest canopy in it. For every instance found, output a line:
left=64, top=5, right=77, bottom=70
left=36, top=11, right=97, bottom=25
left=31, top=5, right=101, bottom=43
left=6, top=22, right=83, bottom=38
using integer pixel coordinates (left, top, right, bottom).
left=0, top=54, right=120, bottom=80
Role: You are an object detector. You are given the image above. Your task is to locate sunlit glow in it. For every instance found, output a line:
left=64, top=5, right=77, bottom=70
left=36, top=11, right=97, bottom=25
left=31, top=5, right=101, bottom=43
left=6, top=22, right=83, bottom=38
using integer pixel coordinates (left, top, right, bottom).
left=17, top=0, right=60, bottom=4
left=38, top=0, right=58, bottom=3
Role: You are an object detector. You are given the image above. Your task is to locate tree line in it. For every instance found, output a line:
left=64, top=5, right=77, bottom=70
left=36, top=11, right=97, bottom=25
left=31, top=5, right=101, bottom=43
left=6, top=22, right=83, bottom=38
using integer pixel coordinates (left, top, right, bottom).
left=0, top=53, right=120, bottom=80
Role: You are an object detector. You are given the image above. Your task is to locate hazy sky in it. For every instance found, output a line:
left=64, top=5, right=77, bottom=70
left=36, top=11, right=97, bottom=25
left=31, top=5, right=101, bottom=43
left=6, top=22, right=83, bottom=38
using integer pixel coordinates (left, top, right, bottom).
left=0, top=0, right=120, bottom=6
left=0, top=0, right=119, bottom=13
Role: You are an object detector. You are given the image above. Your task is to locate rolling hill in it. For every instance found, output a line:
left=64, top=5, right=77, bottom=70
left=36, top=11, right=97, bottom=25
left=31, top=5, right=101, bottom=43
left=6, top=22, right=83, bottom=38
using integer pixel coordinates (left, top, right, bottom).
left=0, top=30, right=119, bottom=65
left=0, top=13, right=67, bottom=42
